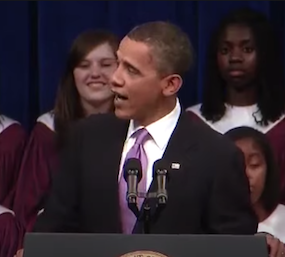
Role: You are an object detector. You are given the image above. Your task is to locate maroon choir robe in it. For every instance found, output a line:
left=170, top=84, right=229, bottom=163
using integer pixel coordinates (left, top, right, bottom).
left=0, top=115, right=27, bottom=257
left=186, top=103, right=285, bottom=204
left=14, top=111, right=58, bottom=229
left=0, top=116, right=27, bottom=207
left=12, top=112, right=58, bottom=250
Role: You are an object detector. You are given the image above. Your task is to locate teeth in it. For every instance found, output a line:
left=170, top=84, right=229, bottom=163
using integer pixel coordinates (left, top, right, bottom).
left=115, top=95, right=122, bottom=102
left=116, top=94, right=127, bottom=100
left=88, top=83, right=105, bottom=86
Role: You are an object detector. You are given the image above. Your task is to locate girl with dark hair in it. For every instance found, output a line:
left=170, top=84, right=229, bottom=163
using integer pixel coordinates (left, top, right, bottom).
left=186, top=7, right=285, bottom=203
left=0, top=29, right=119, bottom=257
left=225, top=126, right=285, bottom=243
left=14, top=29, right=119, bottom=231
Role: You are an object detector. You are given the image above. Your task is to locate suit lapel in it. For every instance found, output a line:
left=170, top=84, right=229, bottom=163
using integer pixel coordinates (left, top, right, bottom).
left=108, top=120, right=129, bottom=181
left=133, top=111, right=199, bottom=233
left=163, top=111, right=199, bottom=161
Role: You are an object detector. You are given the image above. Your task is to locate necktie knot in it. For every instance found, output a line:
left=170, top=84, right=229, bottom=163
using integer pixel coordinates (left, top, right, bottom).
left=133, top=128, right=149, bottom=146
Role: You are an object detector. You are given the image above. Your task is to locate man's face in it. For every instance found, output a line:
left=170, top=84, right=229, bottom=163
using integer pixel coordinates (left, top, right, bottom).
left=111, top=36, right=165, bottom=126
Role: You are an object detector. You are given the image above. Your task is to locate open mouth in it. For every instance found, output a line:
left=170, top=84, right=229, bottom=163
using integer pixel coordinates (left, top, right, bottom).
left=115, top=93, right=128, bottom=101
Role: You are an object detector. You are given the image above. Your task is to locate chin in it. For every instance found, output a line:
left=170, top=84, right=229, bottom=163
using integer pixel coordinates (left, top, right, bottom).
left=231, top=82, right=250, bottom=92
left=88, top=95, right=114, bottom=103
left=228, top=78, right=253, bottom=92
left=114, top=109, right=132, bottom=120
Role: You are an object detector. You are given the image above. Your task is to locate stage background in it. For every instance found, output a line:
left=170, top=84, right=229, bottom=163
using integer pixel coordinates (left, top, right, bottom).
left=1, top=1, right=284, bottom=130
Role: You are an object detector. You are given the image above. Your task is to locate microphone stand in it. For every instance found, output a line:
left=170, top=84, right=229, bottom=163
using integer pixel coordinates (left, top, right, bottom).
left=127, top=196, right=140, bottom=218
left=128, top=192, right=168, bottom=234
left=142, top=201, right=151, bottom=234
left=137, top=192, right=161, bottom=234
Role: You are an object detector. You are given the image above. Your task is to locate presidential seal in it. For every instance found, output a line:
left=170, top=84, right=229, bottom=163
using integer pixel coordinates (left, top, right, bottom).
left=120, top=250, right=168, bottom=257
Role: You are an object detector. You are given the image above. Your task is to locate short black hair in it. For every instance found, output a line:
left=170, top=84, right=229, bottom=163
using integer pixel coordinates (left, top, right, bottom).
left=225, top=126, right=280, bottom=213
left=201, top=7, right=285, bottom=125
left=127, top=21, right=194, bottom=77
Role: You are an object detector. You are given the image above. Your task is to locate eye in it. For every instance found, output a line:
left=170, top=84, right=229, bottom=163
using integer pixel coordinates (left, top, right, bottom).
left=219, top=47, right=229, bottom=55
left=127, top=66, right=138, bottom=75
left=102, top=59, right=118, bottom=68
left=249, top=163, right=260, bottom=169
left=77, top=62, right=90, bottom=69
left=243, top=47, right=254, bottom=53
left=102, top=63, right=112, bottom=67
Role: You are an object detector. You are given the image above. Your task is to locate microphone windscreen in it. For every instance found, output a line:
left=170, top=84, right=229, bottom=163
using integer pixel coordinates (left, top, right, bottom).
left=123, top=158, right=142, bottom=182
left=152, top=159, right=169, bottom=178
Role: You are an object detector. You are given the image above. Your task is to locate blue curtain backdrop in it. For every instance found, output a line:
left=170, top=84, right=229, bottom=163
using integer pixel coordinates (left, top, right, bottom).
left=0, top=1, right=284, bottom=130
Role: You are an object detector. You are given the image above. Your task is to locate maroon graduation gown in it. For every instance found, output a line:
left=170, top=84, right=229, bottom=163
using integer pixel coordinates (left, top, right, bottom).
left=0, top=121, right=27, bottom=207
left=13, top=113, right=58, bottom=232
left=8, top=112, right=57, bottom=253
left=0, top=116, right=27, bottom=257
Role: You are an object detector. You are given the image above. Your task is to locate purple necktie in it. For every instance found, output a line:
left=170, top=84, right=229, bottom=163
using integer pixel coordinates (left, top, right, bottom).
left=119, top=128, right=149, bottom=234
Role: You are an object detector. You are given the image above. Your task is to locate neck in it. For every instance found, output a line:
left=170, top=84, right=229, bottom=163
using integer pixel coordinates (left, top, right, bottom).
left=81, top=98, right=114, bottom=117
left=135, top=97, right=177, bottom=127
left=253, top=201, right=270, bottom=222
left=226, top=85, right=257, bottom=106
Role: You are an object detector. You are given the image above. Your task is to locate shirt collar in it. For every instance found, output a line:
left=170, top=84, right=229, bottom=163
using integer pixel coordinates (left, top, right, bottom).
left=126, top=98, right=181, bottom=150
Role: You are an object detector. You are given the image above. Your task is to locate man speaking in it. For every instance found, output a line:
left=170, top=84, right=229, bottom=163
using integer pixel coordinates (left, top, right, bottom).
left=33, top=21, right=257, bottom=235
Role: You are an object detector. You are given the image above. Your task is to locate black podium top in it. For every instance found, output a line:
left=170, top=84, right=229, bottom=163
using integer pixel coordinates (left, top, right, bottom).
left=23, top=233, right=268, bottom=257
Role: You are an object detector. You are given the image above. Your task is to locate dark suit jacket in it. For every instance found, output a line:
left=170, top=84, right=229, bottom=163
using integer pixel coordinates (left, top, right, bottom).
left=33, top=112, right=258, bottom=234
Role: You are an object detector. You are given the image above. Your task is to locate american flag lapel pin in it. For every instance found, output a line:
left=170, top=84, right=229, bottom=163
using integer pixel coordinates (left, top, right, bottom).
left=171, top=163, right=180, bottom=169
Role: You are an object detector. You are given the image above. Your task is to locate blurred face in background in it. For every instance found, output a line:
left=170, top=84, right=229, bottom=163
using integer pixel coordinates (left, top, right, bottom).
left=73, top=42, right=118, bottom=113
left=234, top=137, right=267, bottom=205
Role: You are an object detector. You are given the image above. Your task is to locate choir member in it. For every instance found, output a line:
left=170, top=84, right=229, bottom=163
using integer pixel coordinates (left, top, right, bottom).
left=0, top=115, right=27, bottom=209
left=225, top=126, right=285, bottom=243
left=0, top=115, right=27, bottom=257
left=186, top=8, right=285, bottom=203
left=1, top=29, right=119, bottom=257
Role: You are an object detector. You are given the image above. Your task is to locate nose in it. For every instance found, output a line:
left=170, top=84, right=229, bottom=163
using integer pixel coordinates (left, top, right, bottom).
left=245, top=167, right=254, bottom=182
left=110, top=65, right=124, bottom=88
left=245, top=172, right=254, bottom=190
left=90, top=64, right=101, bottom=78
left=229, top=48, right=243, bottom=63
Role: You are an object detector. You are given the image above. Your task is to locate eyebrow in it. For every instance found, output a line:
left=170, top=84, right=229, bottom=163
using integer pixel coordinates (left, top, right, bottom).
left=116, top=51, right=140, bottom=72
left=101, top=57, right=117, bottom=61
left=123, top=60, right=140, bottom=71
left=80, top=57, right=116, bottom=62
left=223, top=39, right=252, bottom=45
left=248, top=152, right=262, bottom=159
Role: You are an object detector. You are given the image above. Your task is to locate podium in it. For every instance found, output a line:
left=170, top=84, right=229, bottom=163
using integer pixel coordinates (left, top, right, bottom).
left=23, top=233, right=268, bottom=257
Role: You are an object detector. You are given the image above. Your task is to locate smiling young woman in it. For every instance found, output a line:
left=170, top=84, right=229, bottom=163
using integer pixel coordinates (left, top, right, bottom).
left=0, top=29, right=119, bottom=257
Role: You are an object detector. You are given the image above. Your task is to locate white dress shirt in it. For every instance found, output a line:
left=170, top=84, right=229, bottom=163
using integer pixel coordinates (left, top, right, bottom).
left=258, top=204, right=285, bottom=243
left=186, top=103, right=285, bottom=134
left=118, top=98, right=181, bottom=190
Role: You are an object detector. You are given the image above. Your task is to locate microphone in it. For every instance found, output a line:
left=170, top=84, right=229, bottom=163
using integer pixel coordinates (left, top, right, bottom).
left=152, top=159, right=169, bottom=205
left=123, top=158, right=142, bottom=217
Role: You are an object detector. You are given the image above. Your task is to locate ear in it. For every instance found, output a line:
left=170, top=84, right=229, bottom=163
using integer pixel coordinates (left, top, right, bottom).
left=161, top=74, right=183, bottom=97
